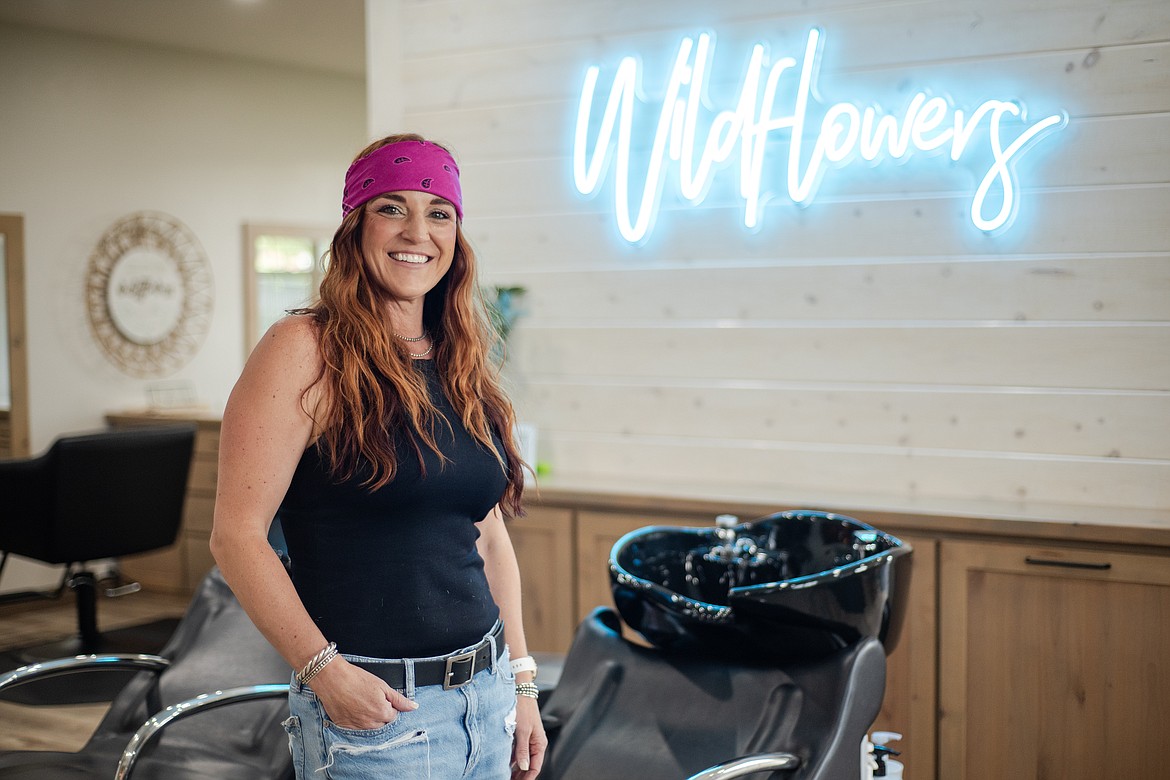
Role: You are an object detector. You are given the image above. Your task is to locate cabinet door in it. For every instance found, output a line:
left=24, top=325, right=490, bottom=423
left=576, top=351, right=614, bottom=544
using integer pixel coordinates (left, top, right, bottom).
left=939, top=540, right=1170, bottom=780
left=509, top=507, right=576, bottom=654
left=870, top=533, right=937, bottom=780
left=575, top=511, right=712, bottom=626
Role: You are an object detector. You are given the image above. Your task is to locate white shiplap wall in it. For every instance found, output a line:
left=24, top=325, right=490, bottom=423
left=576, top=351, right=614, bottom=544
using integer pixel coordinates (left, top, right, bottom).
left=369, top=0, right=1170, bottom=513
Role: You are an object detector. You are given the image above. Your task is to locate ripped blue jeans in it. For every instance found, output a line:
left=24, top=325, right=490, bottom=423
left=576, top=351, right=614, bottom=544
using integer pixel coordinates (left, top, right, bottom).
left=283, top=636, right=516, bottom=779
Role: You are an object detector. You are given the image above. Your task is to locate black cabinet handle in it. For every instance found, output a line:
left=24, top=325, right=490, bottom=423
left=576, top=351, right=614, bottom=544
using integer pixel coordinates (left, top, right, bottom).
left=1025, top=556, right=1112, bottom=571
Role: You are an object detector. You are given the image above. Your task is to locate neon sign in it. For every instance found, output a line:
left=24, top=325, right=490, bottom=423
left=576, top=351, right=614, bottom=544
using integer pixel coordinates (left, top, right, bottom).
left=573, top=29, right=1068, bottom=244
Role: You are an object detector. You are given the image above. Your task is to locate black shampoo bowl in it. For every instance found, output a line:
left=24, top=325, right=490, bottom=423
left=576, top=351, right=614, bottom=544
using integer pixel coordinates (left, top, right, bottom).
left=609, top=510, right=912, bottom=661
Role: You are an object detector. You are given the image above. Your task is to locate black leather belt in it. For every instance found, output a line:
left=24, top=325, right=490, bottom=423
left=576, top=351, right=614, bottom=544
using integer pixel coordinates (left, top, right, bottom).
left=351, top=622, right=505, bottom=690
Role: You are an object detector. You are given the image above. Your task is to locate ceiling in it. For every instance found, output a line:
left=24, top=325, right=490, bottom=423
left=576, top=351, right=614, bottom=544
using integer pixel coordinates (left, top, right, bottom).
left=0, top=0, right=366, bottom=78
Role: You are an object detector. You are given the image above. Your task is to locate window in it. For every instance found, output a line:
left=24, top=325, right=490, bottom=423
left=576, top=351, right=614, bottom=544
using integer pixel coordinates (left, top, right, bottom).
left=243, top=224, right=331, bottom=352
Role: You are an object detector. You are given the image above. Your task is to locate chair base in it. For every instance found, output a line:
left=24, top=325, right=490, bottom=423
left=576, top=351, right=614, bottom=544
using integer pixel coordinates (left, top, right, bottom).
left=11, top=618, right=183, bottom=663
left=0, top=566, right=146, bottom=657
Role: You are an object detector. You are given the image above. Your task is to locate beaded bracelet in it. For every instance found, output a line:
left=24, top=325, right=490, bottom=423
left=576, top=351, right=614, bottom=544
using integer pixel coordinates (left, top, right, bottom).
left=515, top=681, right=540, bottom=700
left=296, top=642, right=338, bottom=685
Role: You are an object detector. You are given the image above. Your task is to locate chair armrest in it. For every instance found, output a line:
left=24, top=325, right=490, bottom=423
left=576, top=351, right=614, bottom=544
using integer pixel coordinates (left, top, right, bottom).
left=115, top=683, right=290, bottom=780
left=685, top=752, right=801, bottom=780
left=0, top=654, right=170, bottom=692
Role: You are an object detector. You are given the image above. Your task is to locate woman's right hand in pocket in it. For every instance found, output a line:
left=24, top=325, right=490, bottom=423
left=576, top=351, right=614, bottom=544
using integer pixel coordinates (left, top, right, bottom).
left=309, top=657, right=419, bottom=730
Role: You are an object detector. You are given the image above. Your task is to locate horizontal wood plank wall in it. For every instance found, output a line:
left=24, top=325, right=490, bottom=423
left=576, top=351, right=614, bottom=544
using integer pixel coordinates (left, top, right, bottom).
left=377, top=0, right=1170, bottom=512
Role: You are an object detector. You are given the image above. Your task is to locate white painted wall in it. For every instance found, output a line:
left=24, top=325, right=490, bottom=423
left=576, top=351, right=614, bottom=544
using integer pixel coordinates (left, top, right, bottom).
left=0, top=23, right=365, bottom=450
left=0, top=23, right=365, bottom=589
left=367, top=0, right=1170, bottom=514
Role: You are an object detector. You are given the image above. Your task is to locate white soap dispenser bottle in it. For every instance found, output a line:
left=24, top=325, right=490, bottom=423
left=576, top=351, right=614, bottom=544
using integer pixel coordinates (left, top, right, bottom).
left=870, top=731, right=904, bottom=779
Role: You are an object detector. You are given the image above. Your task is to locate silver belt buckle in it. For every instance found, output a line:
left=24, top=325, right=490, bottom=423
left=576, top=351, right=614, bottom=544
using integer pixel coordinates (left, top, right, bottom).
left=443, top=649, right=477, bottom=690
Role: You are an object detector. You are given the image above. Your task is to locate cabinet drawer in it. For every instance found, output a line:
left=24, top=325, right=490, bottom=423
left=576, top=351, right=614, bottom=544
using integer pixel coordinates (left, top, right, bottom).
left=945, top=542, right=1170, bottom=586
left=182, top=493, right=216, bottom=534
left=186, top=454, right=218, bottom=495
left=194, top=427, right=220, bottom=456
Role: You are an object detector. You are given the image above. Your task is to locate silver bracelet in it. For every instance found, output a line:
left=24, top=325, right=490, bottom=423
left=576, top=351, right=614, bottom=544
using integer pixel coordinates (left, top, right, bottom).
left=296, top=642, right=337, bottom=685
left=515, top=681, right=540, bottom=700
left=299, top=645, right=338, bottom=685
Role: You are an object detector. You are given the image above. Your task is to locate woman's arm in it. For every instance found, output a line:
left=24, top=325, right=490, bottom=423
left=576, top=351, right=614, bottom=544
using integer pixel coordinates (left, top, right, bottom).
left=209, top=316, right=415, bottom=729
left=477, top=506, right=548, bottom=779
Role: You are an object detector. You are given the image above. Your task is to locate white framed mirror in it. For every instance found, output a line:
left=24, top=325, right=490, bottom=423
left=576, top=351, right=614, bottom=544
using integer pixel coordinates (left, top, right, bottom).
left=0, top=213, right=29, bottom=457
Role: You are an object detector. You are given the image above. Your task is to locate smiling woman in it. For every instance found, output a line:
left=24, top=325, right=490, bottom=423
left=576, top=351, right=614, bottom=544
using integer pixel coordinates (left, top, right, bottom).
left=210, top=134, right=548, bottom=779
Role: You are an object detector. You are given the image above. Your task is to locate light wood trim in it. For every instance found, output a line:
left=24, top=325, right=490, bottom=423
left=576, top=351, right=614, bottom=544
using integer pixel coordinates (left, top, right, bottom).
left=508, top=255, right=1170, bottom=324
left=536, top=431, right=1169, bottom=513
left=521, top=380, right=1170, bottom=461
left=0, top=213, right=29, bottom=457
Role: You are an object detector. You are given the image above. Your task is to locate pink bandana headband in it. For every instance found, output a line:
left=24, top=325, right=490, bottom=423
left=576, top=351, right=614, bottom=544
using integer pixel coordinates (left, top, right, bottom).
left=342, top=140, right=463, bottom=221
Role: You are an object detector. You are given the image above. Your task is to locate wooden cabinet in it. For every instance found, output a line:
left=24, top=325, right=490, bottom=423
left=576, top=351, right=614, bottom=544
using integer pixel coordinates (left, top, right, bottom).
left=507, top=506, right=576, bottom=654
left=574, top=510, right=711, bottom=625
left=939, top=539, right=1170, bottom=780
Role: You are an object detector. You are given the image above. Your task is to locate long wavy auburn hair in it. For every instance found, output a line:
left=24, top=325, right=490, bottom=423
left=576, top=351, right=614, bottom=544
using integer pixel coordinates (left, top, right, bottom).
left=298, top=133, right=526, bottom=517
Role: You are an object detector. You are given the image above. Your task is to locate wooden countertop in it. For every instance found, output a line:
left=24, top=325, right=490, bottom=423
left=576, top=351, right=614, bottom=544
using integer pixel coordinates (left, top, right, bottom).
left=106, top=409, right=222, bottom=425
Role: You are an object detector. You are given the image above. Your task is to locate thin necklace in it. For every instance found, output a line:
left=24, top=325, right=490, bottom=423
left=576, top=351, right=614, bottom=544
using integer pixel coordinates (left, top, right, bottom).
left=394, top=330, right=428, bottom=342
left=408, top=341, right=434, bottom=359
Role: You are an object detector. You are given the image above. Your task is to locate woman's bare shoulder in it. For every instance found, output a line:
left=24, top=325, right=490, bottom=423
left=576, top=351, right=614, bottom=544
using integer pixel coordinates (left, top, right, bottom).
left=263, top=312, right=320, bottom=346
left=255, top=313, right=321, bottom=363
left=231, top=314, right=323, bottom=399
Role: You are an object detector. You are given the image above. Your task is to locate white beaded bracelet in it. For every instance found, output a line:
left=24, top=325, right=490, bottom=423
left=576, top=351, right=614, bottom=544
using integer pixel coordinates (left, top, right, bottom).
left=510, top=655, right=538, bottom=677
left=515, top=681, right=540, bottom=700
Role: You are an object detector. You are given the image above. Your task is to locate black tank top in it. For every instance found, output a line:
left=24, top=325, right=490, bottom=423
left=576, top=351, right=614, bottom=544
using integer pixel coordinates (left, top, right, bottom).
left=278, top=359, right=508, bottom=658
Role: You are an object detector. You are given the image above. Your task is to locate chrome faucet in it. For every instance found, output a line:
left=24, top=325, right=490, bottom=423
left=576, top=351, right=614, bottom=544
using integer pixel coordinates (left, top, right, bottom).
left=704, top=514, right=741, bottom=563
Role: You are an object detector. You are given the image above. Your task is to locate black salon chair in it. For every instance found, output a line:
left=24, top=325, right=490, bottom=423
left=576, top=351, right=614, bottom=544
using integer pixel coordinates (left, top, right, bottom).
left=537, top=607, right=886, bottom=780
left=0, top=425, right=196, bottom=656
left=0, top=567, right=294, bottom=780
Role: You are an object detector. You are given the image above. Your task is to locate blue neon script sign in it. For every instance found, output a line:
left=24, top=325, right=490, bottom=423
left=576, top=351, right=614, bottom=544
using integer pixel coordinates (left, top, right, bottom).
left=573, top=29, right=1068, bottom=244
